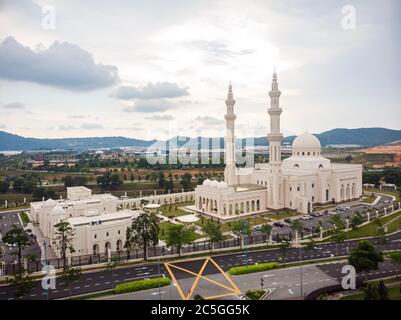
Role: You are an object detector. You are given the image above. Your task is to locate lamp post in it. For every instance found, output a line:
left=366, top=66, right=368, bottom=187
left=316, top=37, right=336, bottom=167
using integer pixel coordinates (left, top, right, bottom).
left=157, top=247, right=172, bottom=300
left=299, top=246, right=303, bottom=300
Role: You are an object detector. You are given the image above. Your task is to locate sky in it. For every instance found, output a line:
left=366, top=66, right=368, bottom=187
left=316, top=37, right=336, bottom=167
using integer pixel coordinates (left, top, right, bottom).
left=0, top=0, right=400, bottom=140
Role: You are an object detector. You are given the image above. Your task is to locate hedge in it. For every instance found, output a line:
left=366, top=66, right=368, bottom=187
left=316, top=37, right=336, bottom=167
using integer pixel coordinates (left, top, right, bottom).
left=114, top=277, right=171, bottom=294
left=228, top=262, right=280, bottom=275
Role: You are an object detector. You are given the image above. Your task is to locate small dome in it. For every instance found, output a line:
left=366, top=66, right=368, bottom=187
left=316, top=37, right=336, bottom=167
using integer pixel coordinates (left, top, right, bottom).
left=217, top=181, right=227, bottom=189
left=210, top=180, right=219, bottom=187
left=203, top=179, right=212, bottom=186
left=292, top=132, right=322, bottom=157
left=43, top=198, right=56, bottom=207
left=51, top=205, right=65, bottom=215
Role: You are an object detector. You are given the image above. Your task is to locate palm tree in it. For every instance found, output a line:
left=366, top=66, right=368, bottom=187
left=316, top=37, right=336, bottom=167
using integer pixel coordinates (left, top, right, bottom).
left=260, top=224, right=273, bottom=245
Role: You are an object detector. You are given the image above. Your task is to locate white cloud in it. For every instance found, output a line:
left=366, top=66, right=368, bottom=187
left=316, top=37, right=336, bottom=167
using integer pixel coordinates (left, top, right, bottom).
left=114, top=82, right=189, bottom=100
left=123, top=99, right=174, bottom=113
left=145, top=114, right=175, bottom=121
left=0, top=37, right=120, bottom=91
left=2, top=102, right=25, bottom=109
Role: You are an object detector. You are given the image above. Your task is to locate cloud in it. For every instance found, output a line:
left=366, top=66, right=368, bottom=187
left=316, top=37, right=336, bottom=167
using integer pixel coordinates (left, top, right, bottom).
left=123, top=99, right=174, bottom=113
left=0, top=37, right=120, bottom=91
left=195, top=116, right=225, bottom=126
left=2, top=102, right=25, bottom=109
left=145, top=114, right=175, bottom=121
left=114, top=82, right=189, bottom=100
left=81, top=123, right=103, bottom=130
left=68, top=114, right=89, bottom=119
left=59, top=125, right=76, bottom=131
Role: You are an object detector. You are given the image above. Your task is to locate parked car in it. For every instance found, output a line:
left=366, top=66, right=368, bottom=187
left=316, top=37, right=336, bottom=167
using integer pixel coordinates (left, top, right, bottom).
left=284, top=218, right=292, bottom=224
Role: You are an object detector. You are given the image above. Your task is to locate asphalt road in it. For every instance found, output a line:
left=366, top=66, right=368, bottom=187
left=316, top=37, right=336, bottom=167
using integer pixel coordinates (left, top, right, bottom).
left=99, top=259, right=401, bottom=300
left=0, top=211, right=41, bottom=264
left=1, top=230, right=401, bottom=300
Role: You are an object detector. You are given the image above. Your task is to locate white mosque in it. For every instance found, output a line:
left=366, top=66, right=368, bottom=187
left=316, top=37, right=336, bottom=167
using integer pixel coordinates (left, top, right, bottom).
left=194, top=71, right=362, bottom=219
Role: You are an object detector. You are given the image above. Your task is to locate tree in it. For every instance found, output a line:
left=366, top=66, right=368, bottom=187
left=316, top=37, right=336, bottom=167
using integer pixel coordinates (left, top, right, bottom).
left=9, top=272, right=34, bottom=298
left=329, top=214, right=346, bottom=243
left=0, top=179, right=10, bottom=193
left=158, top=171, right=165, bottom=188
left=377, top=280, right=389, bottom=300
left=32, top=187, right=56, bottom=200
left=363, top=282, right=381, bottom=300
left=279, top=240, right=291, bottom=265
left=110, top=173, right=122, bottom=187
left=53, top=220, right=75, bottom=266
left=96, top=173, right=111, bottom=188
left=389, top=252, right=401, bottom=292
left=3, top=225, right=31, bottom=272
left=106, top=257, right=121, bottom=288
left=375, top=218, right=388, bottom=245
left=180, top=173, right=192, bottom=191
left=345, top=155, right=353, bottom=163
left=125, top=213, right=159, bottom=260
left=260, top=224, right=272, bottom=243
left=164, top=178, right=174, bottom=193
left=350, top=211, right=364, bottom=230
left=202, top=221, right=223, bottom=252
left=233, top=219, right=251, bottom=243
left=166, top=224, right=194, bottom=256
left=291, top=220, right=304, bottom=242
left=348, top=240, right=383, bottom=283
left=13, top=177, right=25, bottom=192
left=63, top=176, right=75, bottom=188
left=61, top=265, right=82, bottom=299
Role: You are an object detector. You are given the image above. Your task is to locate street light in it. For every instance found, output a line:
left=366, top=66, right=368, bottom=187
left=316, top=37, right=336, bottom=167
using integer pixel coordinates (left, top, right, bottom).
left=299, top=245, right=303, bottom=300
left=157, top=246, right=172, bottom=300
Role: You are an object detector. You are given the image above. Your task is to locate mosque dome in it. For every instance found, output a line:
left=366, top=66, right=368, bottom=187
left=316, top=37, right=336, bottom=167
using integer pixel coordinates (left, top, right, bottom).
left=203, top=179, right=212, bottom=186
left=217, top=181, right=227, bottom=189
left=210, top=180, right=219, bottom=187
left=292, top=132, right=321, bottom=156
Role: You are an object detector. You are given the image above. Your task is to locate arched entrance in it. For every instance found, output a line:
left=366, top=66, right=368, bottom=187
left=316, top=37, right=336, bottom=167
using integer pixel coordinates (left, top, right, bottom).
left=116, top=239, right=122, bottom=251
left=93, top=244, right=99, bottom=255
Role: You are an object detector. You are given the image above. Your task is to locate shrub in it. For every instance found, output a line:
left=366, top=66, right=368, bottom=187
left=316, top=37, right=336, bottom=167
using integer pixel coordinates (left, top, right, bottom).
left=245, top=289, right=265, bottom=300
left=114, top=277, right=171, bottom=294
left=228, top=262, right=280, bottom=275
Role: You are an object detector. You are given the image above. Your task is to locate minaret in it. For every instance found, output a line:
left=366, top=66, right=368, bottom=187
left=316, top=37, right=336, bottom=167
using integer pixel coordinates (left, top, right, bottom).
left=267, top=69, right=283, bottom=166
left=224, top=82, right=237, bottom=186
left=267, top=69, right=284, bottom=210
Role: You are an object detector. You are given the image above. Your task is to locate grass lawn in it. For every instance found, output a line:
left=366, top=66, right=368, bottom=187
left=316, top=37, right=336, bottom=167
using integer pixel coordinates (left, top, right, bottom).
left=342, top=210, right=401, bottom=240
left=364, top=188, right=400, bottom=202
left=19, top=211, right=30, bottom=226
left=158, top=221, right=201, bottom=242
left=361, top=195, right=377, bottom=204
left=265, top=210, right=299, bottom=221
left=159, top=201, right=195, bottom=218
left=341, top=285, right=401, bottom=300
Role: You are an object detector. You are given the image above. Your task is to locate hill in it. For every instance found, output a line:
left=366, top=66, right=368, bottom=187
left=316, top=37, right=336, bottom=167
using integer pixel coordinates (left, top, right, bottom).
left=0, top=127, right=400, bottom=151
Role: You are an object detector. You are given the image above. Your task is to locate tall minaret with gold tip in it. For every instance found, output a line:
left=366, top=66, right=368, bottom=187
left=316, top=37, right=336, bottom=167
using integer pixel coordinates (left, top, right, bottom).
left=268, top=68, right=283, bottom=167
left=224, top=82, right=238, bottom=186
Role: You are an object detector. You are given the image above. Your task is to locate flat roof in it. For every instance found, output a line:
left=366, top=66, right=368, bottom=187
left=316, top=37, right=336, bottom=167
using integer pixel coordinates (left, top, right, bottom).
left=67, top=210, right=142, bottom=226
left=234, top=184, right=266, bottom=192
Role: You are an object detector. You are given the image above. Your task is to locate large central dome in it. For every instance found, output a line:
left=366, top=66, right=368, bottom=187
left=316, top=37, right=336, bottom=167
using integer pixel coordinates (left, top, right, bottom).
left=292, top=132, right=321, bottom=156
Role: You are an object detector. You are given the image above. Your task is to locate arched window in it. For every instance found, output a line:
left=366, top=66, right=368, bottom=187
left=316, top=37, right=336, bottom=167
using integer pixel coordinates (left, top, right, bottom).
left=105, top=241, right=111, bottom=252
left=302, top=152, right=305, bottom=156
left=293, top=164, right=299, bottom=168
left=116, top=239, right=122, bottom=251
left=318, top=164, right=323, bottom=169
left=307, top=152, right=310, bottom=156
left=326, top=189, right=329, bottom=202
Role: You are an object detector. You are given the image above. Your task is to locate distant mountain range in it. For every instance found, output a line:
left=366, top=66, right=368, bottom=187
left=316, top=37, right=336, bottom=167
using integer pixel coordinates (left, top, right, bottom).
left=1, top=127, right=401, bottom=151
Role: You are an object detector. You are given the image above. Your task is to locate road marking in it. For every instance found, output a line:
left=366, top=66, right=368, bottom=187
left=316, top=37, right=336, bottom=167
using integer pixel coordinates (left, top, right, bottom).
left=288, top=289, right=294, bottom=294
left=95, top=283, right=100, bottom=286
left=84, top=285, right=90, bottom=288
